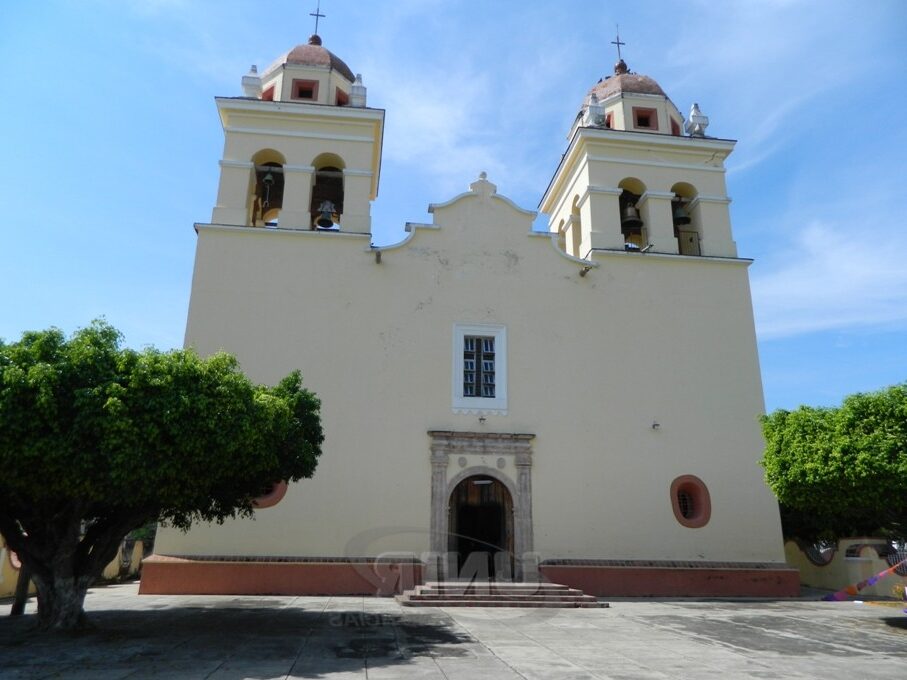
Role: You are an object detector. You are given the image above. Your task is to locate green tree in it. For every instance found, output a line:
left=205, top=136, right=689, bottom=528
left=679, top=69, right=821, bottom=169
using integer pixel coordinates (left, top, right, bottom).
left=0, top=321, right=323, bottom=631
left=761, top=384, right=907, bottom=542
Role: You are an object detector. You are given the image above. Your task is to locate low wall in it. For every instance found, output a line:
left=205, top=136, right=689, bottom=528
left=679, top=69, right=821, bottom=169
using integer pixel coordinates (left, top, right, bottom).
left=785, top=538, right=907, bottom=599
left=539, top=560, right=800, bottom=597
left=140, top=555, right=423, bottom=596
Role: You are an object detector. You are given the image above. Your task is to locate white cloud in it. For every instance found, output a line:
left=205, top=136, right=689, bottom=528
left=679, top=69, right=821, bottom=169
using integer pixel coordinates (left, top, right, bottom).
left=752, top=219, right=907, bottom=339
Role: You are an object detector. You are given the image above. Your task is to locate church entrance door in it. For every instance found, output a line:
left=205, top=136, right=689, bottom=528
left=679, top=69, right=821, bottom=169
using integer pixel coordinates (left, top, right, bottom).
left=447, top=475, right=514, bottom=582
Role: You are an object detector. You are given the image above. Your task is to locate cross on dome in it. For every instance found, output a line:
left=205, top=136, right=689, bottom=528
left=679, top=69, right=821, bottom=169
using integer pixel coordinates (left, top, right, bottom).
left=310, top=0, right=326, bottom=35
left=611, top=25, right=626, bottom=61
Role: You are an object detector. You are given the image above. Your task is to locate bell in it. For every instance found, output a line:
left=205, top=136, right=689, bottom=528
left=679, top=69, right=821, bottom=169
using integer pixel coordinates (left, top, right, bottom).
left=672, top=203, right=691, bottom=226
left=260, top=171, right=274, bottom=208
left=620, top=203, right=643, bottom=235
left=315, top=199, right=335, bottom=229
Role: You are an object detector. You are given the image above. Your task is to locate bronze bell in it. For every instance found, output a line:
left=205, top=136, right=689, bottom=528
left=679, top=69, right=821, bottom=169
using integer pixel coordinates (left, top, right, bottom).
left=620, top=203, right=643, bottom=235
left=672, top=203, right=691, bottom=226
left=316, top=199, right=336, bottom=229
left=260, top=171, right=274, bottom=208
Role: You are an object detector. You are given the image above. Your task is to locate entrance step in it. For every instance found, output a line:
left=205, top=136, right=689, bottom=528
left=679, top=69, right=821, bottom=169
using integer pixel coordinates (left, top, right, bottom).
left=397, top=582, right=609, bottom=608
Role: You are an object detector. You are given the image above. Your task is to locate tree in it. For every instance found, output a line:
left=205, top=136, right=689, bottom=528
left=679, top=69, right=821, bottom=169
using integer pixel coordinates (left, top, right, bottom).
left=0, top=321, right=323, bottom=630
left=761, top=384, right=907, bottom=542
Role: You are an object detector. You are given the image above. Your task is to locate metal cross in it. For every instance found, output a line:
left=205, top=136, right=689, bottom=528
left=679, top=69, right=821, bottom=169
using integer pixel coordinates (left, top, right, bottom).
left=310, top=0, right=326, bottom=34
left=611, top=25, right=626, bottom=61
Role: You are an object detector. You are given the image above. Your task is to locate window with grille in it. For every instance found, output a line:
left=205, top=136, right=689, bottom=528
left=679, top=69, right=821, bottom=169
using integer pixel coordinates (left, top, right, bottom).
left=463, top=336, right=495, bottom=398
left=452, top=324, right=507, bottom=414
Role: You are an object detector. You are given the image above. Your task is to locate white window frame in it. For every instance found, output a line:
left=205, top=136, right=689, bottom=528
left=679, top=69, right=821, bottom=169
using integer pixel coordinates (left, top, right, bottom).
left=452, top=323, right=507, bottom=415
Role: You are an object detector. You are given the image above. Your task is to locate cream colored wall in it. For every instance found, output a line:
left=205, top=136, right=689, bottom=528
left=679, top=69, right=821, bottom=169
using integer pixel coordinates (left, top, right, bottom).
left=601, top=94, right=683, bottom=135
left=211, top=101, right=383, bottom=232
left=273, top=66, right=351, bottom=104
left=544, top=131, right=737, bottom=258
left=158, top=177, right=785, bottom=564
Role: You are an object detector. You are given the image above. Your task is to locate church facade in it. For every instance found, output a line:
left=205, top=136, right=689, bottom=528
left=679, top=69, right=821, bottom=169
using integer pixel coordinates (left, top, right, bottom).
left=141, top=35, right=799, bottom=597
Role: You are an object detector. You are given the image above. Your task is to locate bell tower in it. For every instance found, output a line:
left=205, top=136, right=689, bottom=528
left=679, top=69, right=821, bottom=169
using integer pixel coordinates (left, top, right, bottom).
left=540, top=55, right=737, bottom=260
left=209, top=34, right=383, bottom=233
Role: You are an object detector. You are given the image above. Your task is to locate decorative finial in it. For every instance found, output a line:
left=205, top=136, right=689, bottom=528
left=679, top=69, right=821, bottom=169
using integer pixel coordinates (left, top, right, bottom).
left=479, top=171, right=487, bottom=180
left=685, top=103, right=710, bottom=137
left=310, top=0, right=326, bottom=36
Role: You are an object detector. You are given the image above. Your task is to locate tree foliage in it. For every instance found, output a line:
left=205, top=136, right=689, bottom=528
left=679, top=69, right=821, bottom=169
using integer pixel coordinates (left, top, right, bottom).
left=761, top=384, right=907, bottom=542
left=0, top=321, right=323, bottom=630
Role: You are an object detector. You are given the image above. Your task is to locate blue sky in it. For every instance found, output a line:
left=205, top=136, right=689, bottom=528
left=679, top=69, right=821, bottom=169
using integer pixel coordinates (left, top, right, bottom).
left=1, top=0, right=905, bottom=412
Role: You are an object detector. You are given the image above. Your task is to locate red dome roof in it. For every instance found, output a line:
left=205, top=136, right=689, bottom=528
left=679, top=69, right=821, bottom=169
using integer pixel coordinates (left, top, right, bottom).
left=267, top=35, right=355, bottom=83
left=587, top=60, right=666, bottom=102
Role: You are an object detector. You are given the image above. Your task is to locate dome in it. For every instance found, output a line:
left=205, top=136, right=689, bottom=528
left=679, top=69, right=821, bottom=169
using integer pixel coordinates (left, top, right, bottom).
left=586, top=59, right=666, bottom=102
left=266, top=34, right=355, bottom=83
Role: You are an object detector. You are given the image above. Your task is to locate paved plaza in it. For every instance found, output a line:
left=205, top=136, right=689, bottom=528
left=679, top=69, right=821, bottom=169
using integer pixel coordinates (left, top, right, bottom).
left=2, top=582, right=906, bottom=679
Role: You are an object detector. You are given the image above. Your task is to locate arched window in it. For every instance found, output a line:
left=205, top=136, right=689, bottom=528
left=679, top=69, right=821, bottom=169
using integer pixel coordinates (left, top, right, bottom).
left=310, top=153, right=345, bottom=230
left=671, top=182, right=700, bottom=256
left=618, top=178, right=647, bottom=251
left=249, top=149, right=286, bottom=227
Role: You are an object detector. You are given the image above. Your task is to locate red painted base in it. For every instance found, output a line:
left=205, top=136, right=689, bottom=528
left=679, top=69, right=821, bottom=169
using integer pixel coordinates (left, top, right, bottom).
left=538, top=564, right=800, bottom=597
left=140, top=556, right=800, bottom=598
left=139, top=556, right=422, bottom=596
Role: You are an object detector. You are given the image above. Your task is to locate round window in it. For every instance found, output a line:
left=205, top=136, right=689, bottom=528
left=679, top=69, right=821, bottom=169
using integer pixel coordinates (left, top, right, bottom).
left=252, top=480, right=288, bottom=509
left=670, top=475, right=711, bottom=528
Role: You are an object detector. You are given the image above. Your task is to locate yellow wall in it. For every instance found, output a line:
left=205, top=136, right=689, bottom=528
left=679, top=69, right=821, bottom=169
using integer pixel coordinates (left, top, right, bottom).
left=785, top=538, right=907, bottom=599
left=157, top=175, right=784, bottom=565
left=0, top=539, right=145, bottom=598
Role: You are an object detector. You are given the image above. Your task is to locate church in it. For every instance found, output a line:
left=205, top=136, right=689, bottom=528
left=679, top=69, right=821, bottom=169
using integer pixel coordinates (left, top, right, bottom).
left=141, top=31, right=798, bottom=598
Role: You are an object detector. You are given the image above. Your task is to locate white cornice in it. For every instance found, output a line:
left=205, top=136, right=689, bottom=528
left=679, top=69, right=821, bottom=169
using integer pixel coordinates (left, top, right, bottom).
left=195, top=223, right=371, bottom=239
left=216, top=96, right=384, bottom=122
left=579, top=127, right=736, bottom=152
left=690, top=195, right=732, bottom=207
left=343, top=169, right=374, bottom=177
left=590, top=248, right=751, bottom=266
left=223, top=126, right=376, bottom=143
left=585, top=154, right=727, bottom=173
left=575, top=185, right=622, bottom=211
left=219, top=160, right=253, bottom=169
left=638, top=190, right=676, bottom=206
left=283, top=164, right=315, bottom=173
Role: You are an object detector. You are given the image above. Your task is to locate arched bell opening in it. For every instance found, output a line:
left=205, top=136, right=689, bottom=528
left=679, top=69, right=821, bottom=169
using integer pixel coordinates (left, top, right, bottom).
left=249, top=149, right=286, bottom=227
left=310, top=153, right=345, bottom=230
left=447, top=474, right=514, bottom=582
left=618, top=177, right=647, bottom=251
left=671, top=181, right=700, bottom=256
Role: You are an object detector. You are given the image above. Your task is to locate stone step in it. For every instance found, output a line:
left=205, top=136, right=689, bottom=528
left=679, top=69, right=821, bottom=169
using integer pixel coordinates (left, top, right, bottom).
left=412, top=586, right=584, bottom=596
left=423, top=581, right=571, bottom=588
left=417, top=582, right=574, bottom=592
left=399, top=598, right=609, bottom=608
left=398, top=581, right=609, bottom=609
left=407, top=593, right=598, bottom=603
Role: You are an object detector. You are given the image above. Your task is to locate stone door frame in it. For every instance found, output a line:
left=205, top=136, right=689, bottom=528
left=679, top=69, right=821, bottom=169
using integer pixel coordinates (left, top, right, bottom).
left=428, top=430, right=535, bottom=581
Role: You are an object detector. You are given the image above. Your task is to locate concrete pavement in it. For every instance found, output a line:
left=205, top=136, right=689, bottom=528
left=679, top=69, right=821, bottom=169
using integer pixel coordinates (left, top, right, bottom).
left=1, top=582, right=906, bottom=679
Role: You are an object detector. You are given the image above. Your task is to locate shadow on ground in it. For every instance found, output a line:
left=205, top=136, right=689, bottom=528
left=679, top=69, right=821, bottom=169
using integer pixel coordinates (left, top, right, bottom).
left=0, top=605, right=475, bottom=679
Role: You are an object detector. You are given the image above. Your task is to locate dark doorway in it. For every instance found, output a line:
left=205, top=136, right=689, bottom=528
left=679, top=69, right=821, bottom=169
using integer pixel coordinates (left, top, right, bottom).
left=447, top=475, right=513, bottom=581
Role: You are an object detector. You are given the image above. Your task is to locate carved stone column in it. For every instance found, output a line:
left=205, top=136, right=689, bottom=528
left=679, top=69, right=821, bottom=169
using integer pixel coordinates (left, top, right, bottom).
left=514, top=451, right=535, bottom=581
left=427, top=449, right=449, bottom=581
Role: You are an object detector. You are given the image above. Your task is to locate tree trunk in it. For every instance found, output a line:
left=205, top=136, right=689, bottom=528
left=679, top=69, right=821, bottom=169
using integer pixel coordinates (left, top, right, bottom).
left=10, top=565, right=31, bottom=616
left=32, top=574, right=92, bottom=631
